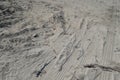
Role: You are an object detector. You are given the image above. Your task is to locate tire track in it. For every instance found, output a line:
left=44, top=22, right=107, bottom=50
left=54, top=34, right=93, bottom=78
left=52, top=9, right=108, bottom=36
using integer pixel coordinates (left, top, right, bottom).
left=99, top=4, right=117, bottom=80
left=42, top=34, right=76, bottom=80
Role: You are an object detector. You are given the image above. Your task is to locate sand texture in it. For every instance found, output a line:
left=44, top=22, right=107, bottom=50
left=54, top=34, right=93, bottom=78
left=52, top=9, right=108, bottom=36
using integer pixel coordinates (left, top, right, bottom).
left=0, top=0, right=120, bottom=80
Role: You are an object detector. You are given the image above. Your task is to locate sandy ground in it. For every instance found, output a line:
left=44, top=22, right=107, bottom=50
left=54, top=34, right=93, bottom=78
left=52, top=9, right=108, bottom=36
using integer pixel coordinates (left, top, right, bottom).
left=0, top=0, right=120, bottom=80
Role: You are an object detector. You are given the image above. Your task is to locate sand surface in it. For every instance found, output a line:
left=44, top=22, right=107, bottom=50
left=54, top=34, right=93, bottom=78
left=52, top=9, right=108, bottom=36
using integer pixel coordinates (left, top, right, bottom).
left=0, top=0, right=120, bottom=80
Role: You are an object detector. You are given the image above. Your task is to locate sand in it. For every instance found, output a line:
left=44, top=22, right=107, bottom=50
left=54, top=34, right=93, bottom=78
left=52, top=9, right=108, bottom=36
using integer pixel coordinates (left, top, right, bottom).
left=0, top=0, right=120, bottom=80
